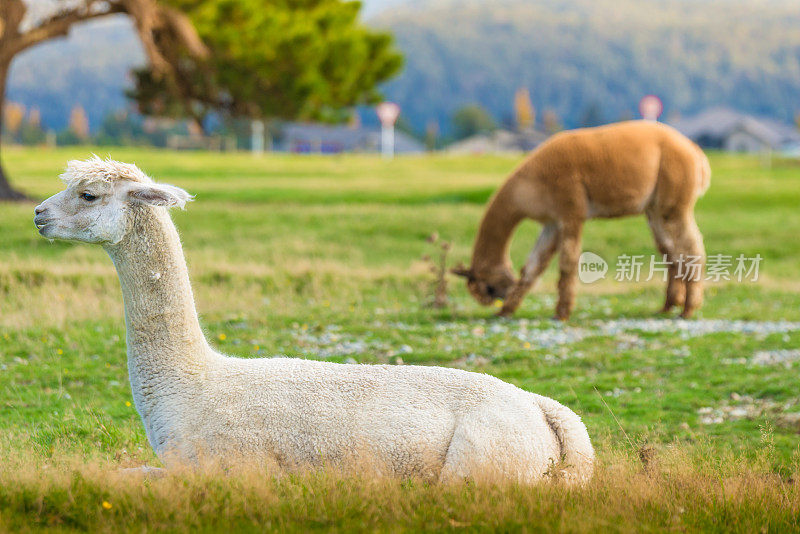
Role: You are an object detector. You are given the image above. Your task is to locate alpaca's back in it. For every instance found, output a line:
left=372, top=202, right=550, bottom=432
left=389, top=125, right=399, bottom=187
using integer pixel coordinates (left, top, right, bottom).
left=516, top=121, right=706, bottom=220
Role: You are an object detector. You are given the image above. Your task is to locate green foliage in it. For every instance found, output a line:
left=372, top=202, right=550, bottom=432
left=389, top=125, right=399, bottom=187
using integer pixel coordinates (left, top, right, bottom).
left=1, top=117, right=46, bottom=146
left=93, top=111, right=152, bottom=147
left=579, top=101, right=605, bottom=128
left=451, top=104, right=496, bottom=140
left=131, top=0, right=404, bottom=124
left=18, top=121, right=46, bottom=145
left=54, top=130, right=83, bottom=147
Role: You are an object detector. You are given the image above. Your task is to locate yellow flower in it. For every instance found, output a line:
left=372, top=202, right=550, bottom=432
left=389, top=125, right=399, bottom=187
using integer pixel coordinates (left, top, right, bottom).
left=323, top=300, right=331, bottom=307
left=301, top=324, right=308, bottom=331
left=253, top=345, right=260, bottom=351
left=523, top=342, right=531, bottom=349
left=56, top=349, right=64, bottom=355
left=493, top=299, right=503, bottom=308
left=125, top=401, right=132, bottom=407
left=218, top=333, right=227, bottom=341
left=102, top=501, right=112, bottom=510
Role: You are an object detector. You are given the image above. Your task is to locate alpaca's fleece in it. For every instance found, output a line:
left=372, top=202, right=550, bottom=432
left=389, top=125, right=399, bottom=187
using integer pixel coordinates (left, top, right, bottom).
left=60, top=156, right=155, bottom=187
left=36, top=158, right=594, bottom=483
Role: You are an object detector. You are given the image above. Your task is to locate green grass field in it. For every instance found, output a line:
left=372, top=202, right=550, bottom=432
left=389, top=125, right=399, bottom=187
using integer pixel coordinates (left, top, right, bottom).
left=1, top=146, right=799, bottom=531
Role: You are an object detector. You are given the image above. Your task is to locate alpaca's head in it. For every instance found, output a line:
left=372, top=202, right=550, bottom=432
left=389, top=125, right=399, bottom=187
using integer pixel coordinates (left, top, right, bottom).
left=34, top=157, right=192, bottom=244
left=451, top=263, right=516, bottom=305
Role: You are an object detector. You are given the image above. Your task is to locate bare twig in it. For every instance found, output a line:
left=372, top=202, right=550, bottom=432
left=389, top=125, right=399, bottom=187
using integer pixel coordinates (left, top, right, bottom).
left=423, top=232, right=451, bottom=309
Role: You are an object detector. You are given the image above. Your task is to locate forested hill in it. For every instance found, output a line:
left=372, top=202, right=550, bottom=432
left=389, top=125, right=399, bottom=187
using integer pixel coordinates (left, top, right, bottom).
left=373, top=0, right=800, bottom=133
left=7, top=0, right=800, bottom=134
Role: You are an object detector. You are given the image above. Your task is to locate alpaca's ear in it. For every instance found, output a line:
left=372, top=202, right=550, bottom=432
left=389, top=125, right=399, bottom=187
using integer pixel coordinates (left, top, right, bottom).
left=450, top=264, right=474, bottom=280
left=128, top=183, right=194, bottom=209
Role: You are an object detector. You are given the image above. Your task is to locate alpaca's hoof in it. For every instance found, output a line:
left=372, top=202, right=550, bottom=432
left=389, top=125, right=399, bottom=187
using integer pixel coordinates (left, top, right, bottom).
left=553, top=310, right=571, bottom=321
left=496, top=305, right=516, bottom=317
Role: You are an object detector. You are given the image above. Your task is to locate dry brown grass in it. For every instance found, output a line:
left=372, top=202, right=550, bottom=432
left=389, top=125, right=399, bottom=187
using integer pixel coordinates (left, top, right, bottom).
left=0, top=445, right=797, bottom=532
left=0, top=254, right=423, bottom=329
left=5, top=252, right=794, bottom=330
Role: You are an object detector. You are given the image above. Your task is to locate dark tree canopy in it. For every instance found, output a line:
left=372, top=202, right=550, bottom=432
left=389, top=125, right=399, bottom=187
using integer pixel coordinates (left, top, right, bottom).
left=451, top=104, right=497, bottom=141
left=130, top=0, right=404, bottom=126
left=579, top=101, right=605, bottom=129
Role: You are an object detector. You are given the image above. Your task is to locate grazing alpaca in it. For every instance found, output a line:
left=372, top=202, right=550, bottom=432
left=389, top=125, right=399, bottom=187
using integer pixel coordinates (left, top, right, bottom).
left=33, top=157, right=593, bottom=483
left=453, top=121, right=710, bottom=320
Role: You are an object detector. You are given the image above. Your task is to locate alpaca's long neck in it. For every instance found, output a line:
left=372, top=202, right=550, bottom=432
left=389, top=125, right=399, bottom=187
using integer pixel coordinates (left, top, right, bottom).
left=471, top=179, right=525, bottom=273
left=105, top=207, right=211, bottom=384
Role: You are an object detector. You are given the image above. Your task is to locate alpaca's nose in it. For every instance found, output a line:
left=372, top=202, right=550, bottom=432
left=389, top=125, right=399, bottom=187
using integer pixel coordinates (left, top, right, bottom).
left=34, top=204, right=51, bottom=230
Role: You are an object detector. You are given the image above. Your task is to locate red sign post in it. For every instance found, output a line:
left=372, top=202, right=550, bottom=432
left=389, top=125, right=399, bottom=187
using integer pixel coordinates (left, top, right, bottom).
left=639, top=95, right=663, bottom=121
left=376, top=102, right=401, bottom=159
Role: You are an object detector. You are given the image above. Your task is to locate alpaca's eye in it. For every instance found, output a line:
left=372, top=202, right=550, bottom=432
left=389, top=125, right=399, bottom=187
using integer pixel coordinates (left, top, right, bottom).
left=80, top=192, right=97, bottom=202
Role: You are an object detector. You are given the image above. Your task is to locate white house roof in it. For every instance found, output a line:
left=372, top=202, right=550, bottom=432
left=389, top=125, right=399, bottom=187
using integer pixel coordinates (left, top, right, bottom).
left=670, top=107, right=800, bottom=150
left=447, top=128, right=549, bottom=154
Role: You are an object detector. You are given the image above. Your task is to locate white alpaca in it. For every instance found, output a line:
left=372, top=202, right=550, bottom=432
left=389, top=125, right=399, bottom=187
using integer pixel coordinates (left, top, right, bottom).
left=34, top=157, right=594, bottom=483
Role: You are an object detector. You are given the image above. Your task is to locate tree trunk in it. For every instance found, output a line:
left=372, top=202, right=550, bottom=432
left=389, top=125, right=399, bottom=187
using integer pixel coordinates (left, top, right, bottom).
left=0, top=58, right=28, bottom=201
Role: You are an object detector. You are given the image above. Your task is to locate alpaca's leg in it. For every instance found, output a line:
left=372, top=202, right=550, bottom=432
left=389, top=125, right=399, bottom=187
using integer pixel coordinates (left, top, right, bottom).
left=646, top=210, right=685, bottom=312
left=498, top=223, right=559, bottom=316
left=673, top=215, right=705, bottom=318
left=662, top=213, right=704, bottom=318
left=664, top=259, right=686, bottom=311
left=554, top=221, right=584, bottom=321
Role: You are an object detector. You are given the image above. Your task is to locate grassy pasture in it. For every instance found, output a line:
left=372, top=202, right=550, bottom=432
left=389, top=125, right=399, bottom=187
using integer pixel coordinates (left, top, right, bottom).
left=0, top=146, right=799, bottom=531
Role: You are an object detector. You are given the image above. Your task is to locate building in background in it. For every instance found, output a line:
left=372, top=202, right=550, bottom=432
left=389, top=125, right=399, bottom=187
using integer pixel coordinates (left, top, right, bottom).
left=670, top=108, right=800, bottom=155
left=280, top=123, right=424, bottom=154
left=446, top=128, right=549, bottom=154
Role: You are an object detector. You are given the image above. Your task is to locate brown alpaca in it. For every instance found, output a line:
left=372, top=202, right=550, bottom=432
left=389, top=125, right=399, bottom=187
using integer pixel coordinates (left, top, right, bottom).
left=453, top=120, right=710, bottom=320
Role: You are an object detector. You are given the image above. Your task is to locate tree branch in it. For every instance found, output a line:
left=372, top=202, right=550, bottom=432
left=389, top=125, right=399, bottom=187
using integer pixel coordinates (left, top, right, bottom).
left=7, top=2, right=126, bottom=59
left=3, top=0, right=206, bottom=74
left=119, top=0, right=207, bottom=76
left=159, top=6, right=208, bottom=60
left=0, top=0, right=27, bottom=46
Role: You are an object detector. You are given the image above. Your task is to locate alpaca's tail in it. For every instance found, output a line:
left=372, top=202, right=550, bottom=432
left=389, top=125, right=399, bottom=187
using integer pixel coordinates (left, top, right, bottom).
left=533, top=394, right=594, bottom=484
